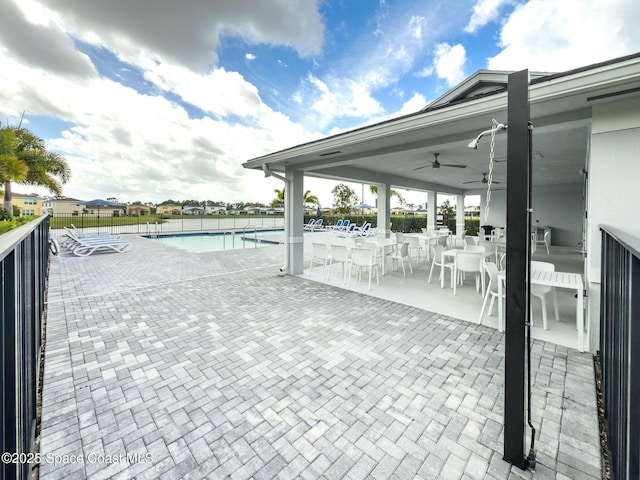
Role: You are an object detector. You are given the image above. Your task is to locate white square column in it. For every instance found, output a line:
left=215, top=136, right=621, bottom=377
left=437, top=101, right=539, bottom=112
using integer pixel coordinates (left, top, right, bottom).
left=376, top=183, right=391, bottom=238
left=427, top=191, right=437, bottom=231
left=456, top=194, right=465, bottom=236
left=285, top=168, right=304, bottom=275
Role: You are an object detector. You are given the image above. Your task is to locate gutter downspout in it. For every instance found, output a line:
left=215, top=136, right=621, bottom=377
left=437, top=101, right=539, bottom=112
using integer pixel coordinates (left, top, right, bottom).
left=263, top=164, right=290, bottom=274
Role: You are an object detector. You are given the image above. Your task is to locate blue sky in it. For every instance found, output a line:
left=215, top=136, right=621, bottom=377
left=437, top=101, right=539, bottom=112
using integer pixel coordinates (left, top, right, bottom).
left=1, top=0, right=639, bottom=207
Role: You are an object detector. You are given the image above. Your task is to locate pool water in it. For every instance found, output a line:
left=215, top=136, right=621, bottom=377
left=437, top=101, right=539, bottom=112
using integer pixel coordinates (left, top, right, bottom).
left=149, top=230, right=284, bottom=253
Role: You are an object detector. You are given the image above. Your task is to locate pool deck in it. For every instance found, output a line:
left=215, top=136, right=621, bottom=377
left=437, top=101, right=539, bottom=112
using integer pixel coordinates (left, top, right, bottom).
left=40, top=235, right=601, bottom=479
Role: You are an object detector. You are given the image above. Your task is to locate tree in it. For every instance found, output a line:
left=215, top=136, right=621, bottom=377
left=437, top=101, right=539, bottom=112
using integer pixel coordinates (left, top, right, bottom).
left=331, top=184, right=359, bottom=214
left=270, top=188, right=319, bottom=209
left=368, top=185, right=407, bottom=206
left=0, top=125, right=70, bottom=216
left=438, top=200, right=455, bottom=225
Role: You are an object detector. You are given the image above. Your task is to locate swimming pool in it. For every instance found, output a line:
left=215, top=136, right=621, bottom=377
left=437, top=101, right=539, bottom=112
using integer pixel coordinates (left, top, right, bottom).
left=147, top=230, right=285, bottom=253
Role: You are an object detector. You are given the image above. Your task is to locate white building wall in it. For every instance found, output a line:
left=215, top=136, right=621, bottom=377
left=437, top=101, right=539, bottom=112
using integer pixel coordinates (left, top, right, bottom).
left=586, top=96, right=640, bottom=351
left=532, top=183, right=583, bottom=248
left=480, top=183, right=583, bottom=247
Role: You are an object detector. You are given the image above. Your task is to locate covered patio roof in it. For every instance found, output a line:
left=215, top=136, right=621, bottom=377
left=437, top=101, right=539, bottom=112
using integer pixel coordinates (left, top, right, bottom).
left=243, top=53, right=640, bottom=195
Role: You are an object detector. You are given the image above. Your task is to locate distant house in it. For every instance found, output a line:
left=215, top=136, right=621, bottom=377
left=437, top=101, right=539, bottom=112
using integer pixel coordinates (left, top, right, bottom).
left=13, top=193, right=42, bottom=216
left=390, top=207, right=410, bottom=215
left=183, top=205, right=204, bottom=215
left=126, top=204, right=151, bottom=216
left=43, top=197, right=84, bottom=215
left=207, top=206, right=227, bottom=215
left=156, top=204, right=181, bottom=215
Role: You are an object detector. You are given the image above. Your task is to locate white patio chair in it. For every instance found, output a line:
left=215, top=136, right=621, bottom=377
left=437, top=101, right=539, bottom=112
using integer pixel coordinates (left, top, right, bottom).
left=478, top=262, right=505, bottom=329
left=428, top=244, right=454, bottom=288
left=309, top=243, right=329, bottom=277
left=464, top=236, right=477, bottom=247
left=327, top=245, right=349, bottom=283
left=347, top=248, right=379, bottom=290
left=453, top=251, right=484, bottom=296
left=390, top=242, right=413, bottom=277
left=405, top=236, right=425, bottom=262
left=531, top=261, right=559, bottom=330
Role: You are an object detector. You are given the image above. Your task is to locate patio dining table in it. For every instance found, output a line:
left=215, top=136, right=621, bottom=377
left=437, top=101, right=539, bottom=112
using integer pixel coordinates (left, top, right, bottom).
left=497, top=270, right=585, bottom=351
left=361, top=238, right=402, bottom=275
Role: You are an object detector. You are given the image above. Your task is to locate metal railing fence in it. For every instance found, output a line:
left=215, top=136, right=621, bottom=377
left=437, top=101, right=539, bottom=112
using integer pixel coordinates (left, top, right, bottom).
left=599, top=225, right=640, bottom=480
left=1, top=215, right=50, bottom=480
left=49, top=213, right=285, bottom=237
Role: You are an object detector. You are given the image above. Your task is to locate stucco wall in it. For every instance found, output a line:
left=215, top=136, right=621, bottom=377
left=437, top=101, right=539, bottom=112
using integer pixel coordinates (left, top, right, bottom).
left=586, top=96, right=640, bottom=351
left=480, top=182, right=583, bottom=247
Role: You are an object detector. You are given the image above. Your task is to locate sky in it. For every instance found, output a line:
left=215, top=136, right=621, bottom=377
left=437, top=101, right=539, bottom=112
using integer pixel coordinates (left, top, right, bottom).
left=1, top=0, right=639, bottom=208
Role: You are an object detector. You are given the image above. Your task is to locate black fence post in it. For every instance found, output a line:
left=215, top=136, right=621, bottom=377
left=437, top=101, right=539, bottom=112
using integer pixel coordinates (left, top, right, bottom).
left=503, top=69, right=530, bottom=469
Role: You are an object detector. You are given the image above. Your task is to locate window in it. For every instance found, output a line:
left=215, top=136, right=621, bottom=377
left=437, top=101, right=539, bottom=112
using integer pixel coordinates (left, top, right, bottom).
left=24, top=198, right=38, bottom=205
left=22, top=209, right=35, bottom=216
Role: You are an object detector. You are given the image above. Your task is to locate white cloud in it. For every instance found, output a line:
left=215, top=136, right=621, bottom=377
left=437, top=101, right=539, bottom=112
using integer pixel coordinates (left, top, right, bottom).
left=433, top=43, right=467, bottom=87
left=19, top=0, right=324, bottom=72
left=397, top=93, right=428, bottom=115
left=464, top=0, right=513, bottom=34
left=0, top=0, right=95, bottom=77
left=302, top=74, right=384, bottom=129
left=245, top=53, right=256, bottom=60
left=488, top=0, right=640, bottom=71
left=409, top=15, right=426, bottom=40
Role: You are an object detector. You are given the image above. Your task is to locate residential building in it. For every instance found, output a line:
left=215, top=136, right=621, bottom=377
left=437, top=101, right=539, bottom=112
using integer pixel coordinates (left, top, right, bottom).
left=126, top=204, right=151, bottom=215
left=13, top=193, right=42, bottom=216
left=43, top=197, right=85, bottom=215
left=156, top=204, right=182, bottom=215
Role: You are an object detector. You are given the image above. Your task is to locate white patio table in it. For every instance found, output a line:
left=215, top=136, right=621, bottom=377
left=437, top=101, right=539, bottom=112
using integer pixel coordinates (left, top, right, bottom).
left=497, top=270, right=585, bottom=351
left=361, top=238, right=401, bottom=275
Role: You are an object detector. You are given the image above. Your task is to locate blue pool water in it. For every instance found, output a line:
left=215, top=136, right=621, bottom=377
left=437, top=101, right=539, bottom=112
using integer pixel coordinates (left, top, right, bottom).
left=148, top=230, right=285, bottom=253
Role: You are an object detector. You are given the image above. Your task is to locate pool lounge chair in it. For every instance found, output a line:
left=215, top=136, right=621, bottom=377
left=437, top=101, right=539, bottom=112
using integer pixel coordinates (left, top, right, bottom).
left=304, top=219, right=316, bottom=230
left=329, top=219, right=344, bottom=230
left=63, top=229, right=132, bottom=256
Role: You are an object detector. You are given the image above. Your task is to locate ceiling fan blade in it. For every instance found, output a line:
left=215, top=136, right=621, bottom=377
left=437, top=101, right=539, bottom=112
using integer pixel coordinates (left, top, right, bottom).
left=412, top=164, right=432, bottom=171
left=462, top=180, right=480, bottom=184
left=441, top=164, right=466, bottom=168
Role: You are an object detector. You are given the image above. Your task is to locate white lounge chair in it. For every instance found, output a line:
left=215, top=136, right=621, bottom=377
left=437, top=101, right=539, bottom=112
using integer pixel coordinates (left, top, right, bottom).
left=63, top=229, right=131, bottom=256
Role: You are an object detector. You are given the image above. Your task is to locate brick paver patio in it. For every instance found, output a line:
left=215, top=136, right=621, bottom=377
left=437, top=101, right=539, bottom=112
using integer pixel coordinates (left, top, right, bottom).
left=40, top=236, right=600, bottom=479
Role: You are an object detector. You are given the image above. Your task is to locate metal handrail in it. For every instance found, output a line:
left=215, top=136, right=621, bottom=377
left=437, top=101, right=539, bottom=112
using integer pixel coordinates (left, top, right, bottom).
left=242, top=225, right=258, bottom=248
left=222, top=231, right=234, bottom=249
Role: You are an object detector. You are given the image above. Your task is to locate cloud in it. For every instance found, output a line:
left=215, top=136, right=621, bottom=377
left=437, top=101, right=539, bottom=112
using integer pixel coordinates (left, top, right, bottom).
left=464, top=0, right=513, bottom=34
left=245, top=53, right=256, bottom=60
left=488, top=0, right=640, bottom=71
left=0, top=0, right=95, bottom=77
left=302, top=74, right=384, bottom=129
left=26, top=0, right=325, bottom=72
left=432, top=43, right=467, bottom=87
left=397, top=93, right=428, bottom=115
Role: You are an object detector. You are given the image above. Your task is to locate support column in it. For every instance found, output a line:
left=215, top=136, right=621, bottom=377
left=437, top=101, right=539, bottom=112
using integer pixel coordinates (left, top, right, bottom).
left=285, top=168, right=304, bottom=275
left=427, top=191, right=437, bottom=231
left=503, top=69, right=530, bottom=469
left=456, top=194, right=465, bottom=236
left=377, top=183, right=391, bottom=239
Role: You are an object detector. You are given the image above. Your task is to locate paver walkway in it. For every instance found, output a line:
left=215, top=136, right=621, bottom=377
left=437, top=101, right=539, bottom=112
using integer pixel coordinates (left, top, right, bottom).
left=40, top=236, right=600, bottom=479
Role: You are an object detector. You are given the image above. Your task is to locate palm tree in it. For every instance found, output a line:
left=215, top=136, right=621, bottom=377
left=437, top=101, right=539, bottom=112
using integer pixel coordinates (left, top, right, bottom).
left=0, top=125, right=70, bottom=216
left=368, top=185, right=406, bottom=206
left=270, top=188, right=320, bottom=209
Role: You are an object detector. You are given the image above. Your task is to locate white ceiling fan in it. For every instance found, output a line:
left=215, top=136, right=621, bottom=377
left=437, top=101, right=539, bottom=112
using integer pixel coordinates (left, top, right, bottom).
left=413, top=152, right=466, bottom=171
left=463, top=173, right=500, bottom=184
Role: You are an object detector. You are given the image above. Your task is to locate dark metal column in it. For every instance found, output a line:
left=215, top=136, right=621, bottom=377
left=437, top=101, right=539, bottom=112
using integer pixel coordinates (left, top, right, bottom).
left=503, top=69, right=530, bottom=468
